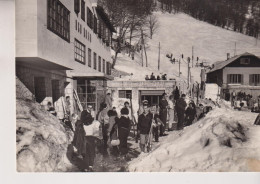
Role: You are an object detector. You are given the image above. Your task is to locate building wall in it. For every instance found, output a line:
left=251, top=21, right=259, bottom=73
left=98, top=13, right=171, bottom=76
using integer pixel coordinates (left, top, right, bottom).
left=222, top=67, right=260, bottom=85
left=16, top=0, right=112, bottom=72
left=107, top=81, right=176, bottom=119
left=16, top=0, right=38, bottom=57
left=16, top=63, right=71, bottom=119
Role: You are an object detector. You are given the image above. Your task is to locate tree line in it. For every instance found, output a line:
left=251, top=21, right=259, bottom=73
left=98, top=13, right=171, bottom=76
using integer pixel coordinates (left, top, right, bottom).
left=158, top=0, right=260, bottom=38
left=98, top=0, right=159, bottom=68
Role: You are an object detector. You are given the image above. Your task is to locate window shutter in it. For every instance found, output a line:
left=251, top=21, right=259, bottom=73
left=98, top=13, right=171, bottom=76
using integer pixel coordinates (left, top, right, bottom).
left=241, top=74, right=243, bottom=84
left=249, top=74, right=253, bottom=86
left=227, top=74, right=230, bottom=84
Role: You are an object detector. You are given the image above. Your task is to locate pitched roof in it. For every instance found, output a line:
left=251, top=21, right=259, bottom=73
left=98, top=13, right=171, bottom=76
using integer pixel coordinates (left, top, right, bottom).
left=207, top=52, right=256, bottom=73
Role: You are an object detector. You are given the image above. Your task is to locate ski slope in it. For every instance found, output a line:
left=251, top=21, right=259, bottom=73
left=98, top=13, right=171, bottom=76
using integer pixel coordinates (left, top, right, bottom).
left=114, top=12, right=260, bottom=83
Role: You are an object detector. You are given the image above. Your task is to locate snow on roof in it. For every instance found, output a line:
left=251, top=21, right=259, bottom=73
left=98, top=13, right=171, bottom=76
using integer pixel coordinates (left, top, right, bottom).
left=207, top=52, right=256, bottom=73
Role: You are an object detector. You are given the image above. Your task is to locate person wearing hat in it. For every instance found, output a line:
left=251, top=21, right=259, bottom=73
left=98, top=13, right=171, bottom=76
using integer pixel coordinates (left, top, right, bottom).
left=115, top=107, right=131, bottom=159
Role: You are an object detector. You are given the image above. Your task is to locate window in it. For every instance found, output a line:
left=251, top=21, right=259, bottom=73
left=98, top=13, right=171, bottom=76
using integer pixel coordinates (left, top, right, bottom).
left=87, top=7, right=93, bottom=29
left=102, top=59, right=105, bottom=73
left=94, top=16, right=97, bottom=34
left=77, top=79, right=97, bottom=111
left=102, top=23, right=106, bottom=42
left=98, top=56, right=101, bottom=72
left=98, top=19, right=101, bottom=38
left=88, top=48, right=91, bottom=67
left=106, top=61, right=111, bottom=75
left=75, top=20, right=77, bottom=30
left=93, top=52, right=97, bottom=70
left=227, top=74, right=243, bottom=84
left=74, top=0, right=80, bottom=14
left=119, top=90, right=132, bottom=99
left=240, top=58, right=250, bottom=65
left=83, top=28, right=85, bottom=37
left=74, top=39, right=85, bottom=64
left=47, top=0, right=70, bottom=42
left=81, top=0, right=85, bottom=21
left=249, top=74, right=260, bottom=86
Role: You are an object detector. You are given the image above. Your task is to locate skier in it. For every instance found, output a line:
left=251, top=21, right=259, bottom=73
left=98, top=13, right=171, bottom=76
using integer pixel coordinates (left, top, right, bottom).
left=116, top=107, right=131, bottom=159
left=176, top=94, right=187, bottom=130
left=138, top=104, right=153, bottom=152
left=159, top=93, right=168, bottom=136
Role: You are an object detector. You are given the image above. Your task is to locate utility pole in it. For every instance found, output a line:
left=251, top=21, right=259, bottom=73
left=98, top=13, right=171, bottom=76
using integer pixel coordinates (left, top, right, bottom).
left=187, top=57, right=191, bottom=93
left=192, top=46, right=194, bottom=68
left=234, top=42, right=236, bottom=56
left=158, top=42, right=160, bottom=71
left=141, top=43, right=143, bottom=67
left=179, top=59, right=181, bottom=77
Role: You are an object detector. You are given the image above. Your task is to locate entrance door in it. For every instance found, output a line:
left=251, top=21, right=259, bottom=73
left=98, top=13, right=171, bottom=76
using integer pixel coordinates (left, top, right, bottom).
left=34, top=77, right=46, bottom=103
left=140, top=90, right=165, bottom=106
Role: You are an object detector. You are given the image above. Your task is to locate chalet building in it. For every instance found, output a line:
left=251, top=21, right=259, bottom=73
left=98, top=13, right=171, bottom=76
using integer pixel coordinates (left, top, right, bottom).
left=16, top=0, right=116, bottom=118
left=206, top=52, right=260, bottom=100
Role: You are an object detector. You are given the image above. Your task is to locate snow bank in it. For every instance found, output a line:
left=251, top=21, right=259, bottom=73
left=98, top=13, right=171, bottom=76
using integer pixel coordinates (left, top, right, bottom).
left=16, top=99, right=74, bottom=172
left=128, top=107, right=260, bottom=172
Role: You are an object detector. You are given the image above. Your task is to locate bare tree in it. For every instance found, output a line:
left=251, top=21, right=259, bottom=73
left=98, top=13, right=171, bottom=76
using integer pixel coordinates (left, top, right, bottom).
left=147, top=14, right=159, bottom=39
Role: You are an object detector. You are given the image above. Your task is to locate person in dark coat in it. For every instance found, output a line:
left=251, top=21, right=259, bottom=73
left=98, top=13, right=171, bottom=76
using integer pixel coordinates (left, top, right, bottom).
left=107, top=110, right=119, bottom=157
left=72, top=114, right=86, bottom=156
left=185, top=101, right=197, bottom=126
left=176, top=94, right=187, bottom=130
left=115, top=107, right=131, bottom=158
left=159, top=93, right=169, bottom=136
left=138, top=105, right=153, bottom=152
left=80, top=105, right=94, bottom=125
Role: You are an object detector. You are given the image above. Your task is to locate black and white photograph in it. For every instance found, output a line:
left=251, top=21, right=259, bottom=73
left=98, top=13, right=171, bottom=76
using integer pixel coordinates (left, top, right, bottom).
left=2, top=0, right=260, bottom=178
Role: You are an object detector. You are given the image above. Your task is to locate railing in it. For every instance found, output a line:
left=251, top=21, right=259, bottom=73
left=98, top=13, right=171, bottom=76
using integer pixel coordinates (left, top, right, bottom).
left=107, top=80, right=177, bottom=88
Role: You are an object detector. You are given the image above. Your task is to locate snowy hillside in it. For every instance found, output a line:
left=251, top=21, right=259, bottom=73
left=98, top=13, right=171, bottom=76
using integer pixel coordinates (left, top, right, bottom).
left=128, top=105, right=260, bottom=172
left=114, top=12, right=260, bottom=82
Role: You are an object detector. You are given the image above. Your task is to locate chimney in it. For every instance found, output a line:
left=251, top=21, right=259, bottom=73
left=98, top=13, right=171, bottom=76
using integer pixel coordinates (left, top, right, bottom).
left=227, top=53, right=230, bottom=60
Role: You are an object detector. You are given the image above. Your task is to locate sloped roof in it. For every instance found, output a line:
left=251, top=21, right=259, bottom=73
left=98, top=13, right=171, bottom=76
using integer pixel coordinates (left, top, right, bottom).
left=207, top=52, right=256, bottom=73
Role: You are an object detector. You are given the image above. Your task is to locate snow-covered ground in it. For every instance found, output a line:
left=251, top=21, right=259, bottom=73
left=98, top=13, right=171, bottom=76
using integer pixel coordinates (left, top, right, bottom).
left=114, top=12, right=260, bottom=83
left=128, top=104, right=260, bottom=172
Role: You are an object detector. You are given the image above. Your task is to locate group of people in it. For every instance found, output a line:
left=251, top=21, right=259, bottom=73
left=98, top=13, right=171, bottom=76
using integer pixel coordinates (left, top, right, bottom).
left=145, top=73, right=167, bottom=80
left=45, top=91, right=202, bottom=172
left=230, top=91, right=260, bottom=112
